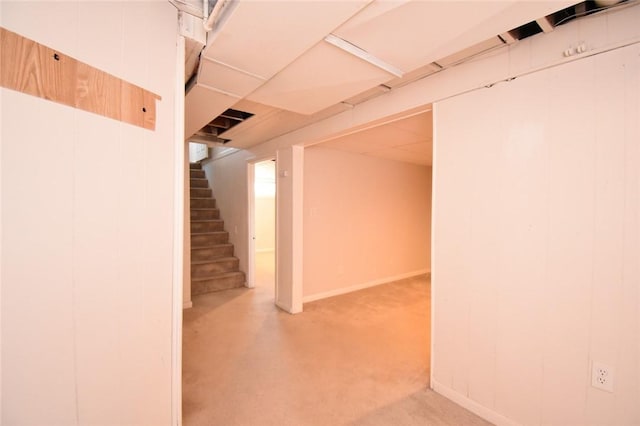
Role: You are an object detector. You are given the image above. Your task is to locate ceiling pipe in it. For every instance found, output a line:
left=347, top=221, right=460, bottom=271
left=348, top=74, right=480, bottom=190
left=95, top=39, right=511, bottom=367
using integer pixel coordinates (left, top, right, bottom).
left=168, top=0, right=205, bottom=18
left=202, top=0, right=210, bottom=30
left=203, top=0, right=229, bottom=32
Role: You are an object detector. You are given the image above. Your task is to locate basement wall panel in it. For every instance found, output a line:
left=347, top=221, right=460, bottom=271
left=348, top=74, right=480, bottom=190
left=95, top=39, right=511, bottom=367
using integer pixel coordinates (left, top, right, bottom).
left=303, top=147, right=431, bottom=300
left=432, top=42, right=640, bottom=426
left=202, top=149, right=253, bottom=277
left=1, top=2, right=177, bottom=424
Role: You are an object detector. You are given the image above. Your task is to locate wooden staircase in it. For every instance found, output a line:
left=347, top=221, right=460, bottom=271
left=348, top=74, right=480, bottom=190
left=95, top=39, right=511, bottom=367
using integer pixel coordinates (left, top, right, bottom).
left=190, top=163, right=245, bottom=296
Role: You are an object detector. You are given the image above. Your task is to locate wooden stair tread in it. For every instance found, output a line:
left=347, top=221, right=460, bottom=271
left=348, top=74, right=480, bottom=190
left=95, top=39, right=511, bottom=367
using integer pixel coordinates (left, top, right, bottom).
left=188, top=169, right=244, bottom=297
left=191, top=257, right=238, bottom=265
left=191, top=243, right=233, bottom=249
left=190, top=231, right=227, bottom=235
left=191, top=271, right=244, bottom=282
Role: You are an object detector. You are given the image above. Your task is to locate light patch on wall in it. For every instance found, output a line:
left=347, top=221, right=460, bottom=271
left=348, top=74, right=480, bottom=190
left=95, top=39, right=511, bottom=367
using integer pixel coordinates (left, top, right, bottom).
left=255, top=160, right=275, bottom=197
left=188, top=142, right=208, bottom=163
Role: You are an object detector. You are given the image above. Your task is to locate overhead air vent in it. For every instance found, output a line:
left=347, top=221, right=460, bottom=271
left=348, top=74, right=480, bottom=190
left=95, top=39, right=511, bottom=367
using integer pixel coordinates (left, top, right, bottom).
left=190, top=108, right=254, bottom=145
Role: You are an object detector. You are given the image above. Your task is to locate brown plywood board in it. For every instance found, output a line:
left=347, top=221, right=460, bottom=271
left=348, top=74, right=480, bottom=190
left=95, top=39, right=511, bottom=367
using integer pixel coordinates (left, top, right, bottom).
left=0, top=26, right=160, bottom=130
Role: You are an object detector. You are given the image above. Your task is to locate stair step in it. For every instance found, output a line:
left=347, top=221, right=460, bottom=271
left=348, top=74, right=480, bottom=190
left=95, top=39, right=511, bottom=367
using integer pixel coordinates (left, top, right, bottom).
left=191, top=257, right=240, bottom=278
left=191, top=188, right=212, bottom=198
left=191, top=244, right=234, bottom=261
left=190, top=197, right=216, bottom=209
left=190, top=208, right=220, bottom=220
left=191, top=220, right=224, bottom=233
left=191, top=231, right=228, bottom=247
left=192, top=272, right=245, bottom=296
left=190, top=169, right=205, bottom=179
left=190, top=178, right=209, bottom=188
left=189, top=163, right=202, bottom=170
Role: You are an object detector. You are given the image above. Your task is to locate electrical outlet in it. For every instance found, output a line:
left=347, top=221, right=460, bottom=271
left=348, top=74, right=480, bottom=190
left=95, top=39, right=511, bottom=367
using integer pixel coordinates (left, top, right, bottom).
left=592, top=361, right=614, bottom=392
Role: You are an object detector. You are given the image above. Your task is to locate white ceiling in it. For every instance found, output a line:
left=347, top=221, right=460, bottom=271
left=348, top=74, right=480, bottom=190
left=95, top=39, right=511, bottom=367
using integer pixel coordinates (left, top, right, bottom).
left=317, top=110, right=433, bottom=166
left=185, top=0, right=578, bottom=162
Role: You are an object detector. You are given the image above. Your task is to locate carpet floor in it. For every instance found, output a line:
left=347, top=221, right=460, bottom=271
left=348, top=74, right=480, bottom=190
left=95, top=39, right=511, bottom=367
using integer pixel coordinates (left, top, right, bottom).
left=183, top=253, right=491, bottom=426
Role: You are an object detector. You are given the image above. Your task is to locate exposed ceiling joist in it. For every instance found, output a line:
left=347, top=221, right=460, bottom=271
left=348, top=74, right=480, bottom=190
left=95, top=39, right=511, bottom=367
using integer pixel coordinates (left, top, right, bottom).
left=536, top=16, right=555, bottom=33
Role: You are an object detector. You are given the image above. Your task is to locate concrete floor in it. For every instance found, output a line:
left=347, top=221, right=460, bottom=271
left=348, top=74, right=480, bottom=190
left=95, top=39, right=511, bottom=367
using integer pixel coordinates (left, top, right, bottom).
left=183, top=252, right=491, bottom=426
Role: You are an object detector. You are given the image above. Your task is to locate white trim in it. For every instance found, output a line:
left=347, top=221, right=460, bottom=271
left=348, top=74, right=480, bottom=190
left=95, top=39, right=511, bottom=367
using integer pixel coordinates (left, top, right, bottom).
left=171, top=35, right=186, bottom=426
left=246, top=161, right=256, bottom=289
left=274, top=152, right=282, bottom=309
left=302, top=269, right=429, bottom=303
left=0, top=67, right=3, bottom=426
left=432, top=381, right=521, bottom=426
left=246, top=156, right=277, bottom=291
left=183, top=301, right=193, bottom=309
left=290, top=146, right=304, bottom=313
left=256, top=248, right=275, bottom=253
left=273, top=147, right=303, bottom=314
left=430, top=103, right=438, bottom=394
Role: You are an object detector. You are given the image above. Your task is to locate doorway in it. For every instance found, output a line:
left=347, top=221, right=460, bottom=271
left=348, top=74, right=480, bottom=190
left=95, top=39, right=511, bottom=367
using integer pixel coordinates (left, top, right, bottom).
left=247, top=159, right=276, bottom=296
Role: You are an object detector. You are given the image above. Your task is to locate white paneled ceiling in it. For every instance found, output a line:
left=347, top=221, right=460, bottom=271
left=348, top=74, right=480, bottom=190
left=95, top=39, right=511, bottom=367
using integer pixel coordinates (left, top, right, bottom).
left=185, top=0, right=580, bottom=144
left=185, top=0, right=372, bottom=137
left=334, top=1, right=509, bottom=72
left=318, top=110, right=433, bottom=166
left=202, top=0, right=371, bottom=78
left=333, top=1, right=574, bottom=71
left=247, top=42, right=395, bottom=115
left=198, top=58, right=264, bottom=97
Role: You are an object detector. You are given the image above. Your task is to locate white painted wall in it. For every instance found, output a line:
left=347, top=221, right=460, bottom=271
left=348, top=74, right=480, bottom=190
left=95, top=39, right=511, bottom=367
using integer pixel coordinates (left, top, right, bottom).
left=1, top=2, right=178, bottom=424
left=202, top=149, right=253, bottom=276
left=0, top=4, right=3, bottom=418
left=184, top=141, right=192, bottom=308
left=255, top=197, right=275, bottom=251
left=188, top=142, right=208, bottom=163
left=432, top=43, right=640, bottom=426
left=254, top=161, right=276, bottom=252
left=303, top=147, right=431, bottom=301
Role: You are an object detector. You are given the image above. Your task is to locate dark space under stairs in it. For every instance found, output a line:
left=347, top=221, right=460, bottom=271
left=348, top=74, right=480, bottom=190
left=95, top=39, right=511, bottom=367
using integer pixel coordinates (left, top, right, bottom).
left=190, top=163, right=245, bottom=296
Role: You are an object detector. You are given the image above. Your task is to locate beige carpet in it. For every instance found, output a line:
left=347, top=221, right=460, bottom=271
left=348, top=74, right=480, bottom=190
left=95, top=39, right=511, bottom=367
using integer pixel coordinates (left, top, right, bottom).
left=183, top=254, right=491, bottom=426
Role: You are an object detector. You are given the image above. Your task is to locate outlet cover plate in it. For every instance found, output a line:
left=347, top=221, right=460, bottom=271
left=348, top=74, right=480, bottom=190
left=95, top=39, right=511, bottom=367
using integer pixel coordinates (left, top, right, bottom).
left=592, top=361, right=614, bottom=393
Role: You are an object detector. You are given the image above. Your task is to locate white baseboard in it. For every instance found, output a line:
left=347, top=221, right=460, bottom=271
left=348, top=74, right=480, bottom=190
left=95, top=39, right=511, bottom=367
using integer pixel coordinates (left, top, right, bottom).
left=275, top=299, right=302, bottom=315
left=302, top=269, right=429, bottom=303
left=183, top=301, right=193, bottom=309
left=432, top=380, right=520, bottom=426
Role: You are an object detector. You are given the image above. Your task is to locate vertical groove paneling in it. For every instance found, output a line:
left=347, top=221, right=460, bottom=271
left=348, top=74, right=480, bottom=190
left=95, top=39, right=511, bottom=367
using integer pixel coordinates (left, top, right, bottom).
left=433, top=43, right=640, bottom=426
left=1, top=2, right=176, bottom=424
